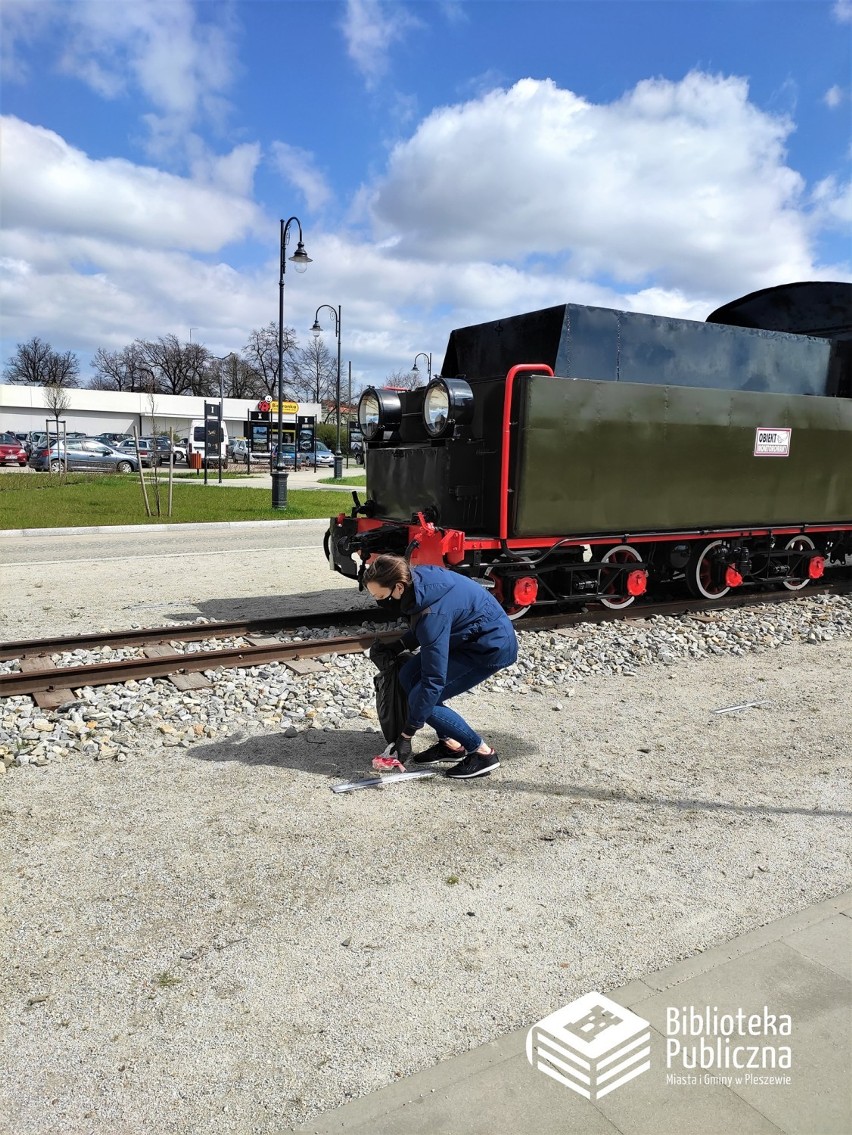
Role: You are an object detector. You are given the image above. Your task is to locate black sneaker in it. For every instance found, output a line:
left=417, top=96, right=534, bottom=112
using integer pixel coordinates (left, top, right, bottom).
left=445, top=750, right=500, bottom=779
left=413, top=740, right=466, bottom=764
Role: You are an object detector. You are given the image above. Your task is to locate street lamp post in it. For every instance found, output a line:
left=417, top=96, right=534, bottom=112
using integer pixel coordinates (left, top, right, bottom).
left=411, top=352, right=432, bottom=384
left=274, top=217, right=311, bottom=509
left=311, top=303, right=343, bottom=479
left=212, top=352, right=236, bottom=403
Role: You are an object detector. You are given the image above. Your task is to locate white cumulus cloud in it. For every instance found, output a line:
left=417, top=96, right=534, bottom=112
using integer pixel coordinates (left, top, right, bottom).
left=369, top=73, right=818, bottom=296
left=0, top=117, right=263, bottom=251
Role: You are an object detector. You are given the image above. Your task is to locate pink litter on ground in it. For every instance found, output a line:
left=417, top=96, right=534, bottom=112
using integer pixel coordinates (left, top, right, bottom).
left=372, top=756, right=406, bottom=772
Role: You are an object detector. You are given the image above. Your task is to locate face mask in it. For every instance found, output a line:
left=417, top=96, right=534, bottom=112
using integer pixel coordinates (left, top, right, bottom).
left=375, top=593, right=402, bottom=615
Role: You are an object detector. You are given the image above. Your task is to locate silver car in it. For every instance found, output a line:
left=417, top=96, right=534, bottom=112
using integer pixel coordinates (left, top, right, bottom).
left=28, top=438, right=140, bottom=473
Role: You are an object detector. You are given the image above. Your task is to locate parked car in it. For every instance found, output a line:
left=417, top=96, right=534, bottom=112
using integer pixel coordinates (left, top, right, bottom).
left=230, top=439, right=271, bottom=464
left=28, top=438, right=140, bottom=473
left=309, top=441, right=335, bottom=468
left=112, top=436, right=171, bottom=466
left=0, top=432, right=28, bottom=466
left=270, top=442, right=335, bottom=468
left=283, top=439, right=335, bottom=467
left=25, top=430, right=88, bottom=455
left=22, top=432, right=47, bottom=455
left=172, top=438, right=188, bottom=463
left=93, top=432, right=130, bottom=448
left=148, top=436, right=177, bottom=463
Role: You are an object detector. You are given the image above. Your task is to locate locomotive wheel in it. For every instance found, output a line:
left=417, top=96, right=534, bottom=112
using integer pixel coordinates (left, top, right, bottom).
left=484, top=568, right=532, bottom=620
left=506, top=604, right=532, bottom=621
left=600, top=545, right=642, bottom=610
left=687, top=540, right=731, bottom=600
left=782, top=535, right=815, bottom=592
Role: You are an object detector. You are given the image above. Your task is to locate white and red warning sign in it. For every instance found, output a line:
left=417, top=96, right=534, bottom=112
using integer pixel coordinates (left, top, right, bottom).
left=754, top=427, right=792, bottom=457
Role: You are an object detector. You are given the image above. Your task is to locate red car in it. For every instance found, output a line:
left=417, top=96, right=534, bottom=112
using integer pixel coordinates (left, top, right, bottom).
left=0, top=432, right=28, bottom=466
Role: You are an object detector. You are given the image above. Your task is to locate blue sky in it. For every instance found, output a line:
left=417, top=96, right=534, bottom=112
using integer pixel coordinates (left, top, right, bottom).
left=1, top=0, right=850, bottom=389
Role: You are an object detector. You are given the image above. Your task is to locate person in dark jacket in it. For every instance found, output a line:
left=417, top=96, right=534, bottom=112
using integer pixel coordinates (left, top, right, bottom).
left=363, top=554, right=518, bottom=779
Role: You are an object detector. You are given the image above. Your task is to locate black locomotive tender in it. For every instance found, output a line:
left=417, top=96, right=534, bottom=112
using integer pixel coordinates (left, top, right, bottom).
left=328, top=282, right=852, bottom=614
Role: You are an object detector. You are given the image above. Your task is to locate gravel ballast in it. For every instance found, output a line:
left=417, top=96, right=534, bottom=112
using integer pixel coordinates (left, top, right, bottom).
left=1, top=533, right=850, bottom=1135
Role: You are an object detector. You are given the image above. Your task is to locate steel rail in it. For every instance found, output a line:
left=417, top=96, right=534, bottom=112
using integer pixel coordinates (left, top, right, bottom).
left=3, top=580, right=848, bottom=664
left=1, top=581, right=847, bottom=702
left=0, top=607, right=391, bottom=662
left=0, top=629, right=399, bottom=699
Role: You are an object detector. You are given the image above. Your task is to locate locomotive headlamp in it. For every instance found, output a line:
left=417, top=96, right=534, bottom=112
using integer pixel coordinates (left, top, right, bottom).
left=358, top=387, right=402, bottom=442
left=422, top=378, right=474, bottom=438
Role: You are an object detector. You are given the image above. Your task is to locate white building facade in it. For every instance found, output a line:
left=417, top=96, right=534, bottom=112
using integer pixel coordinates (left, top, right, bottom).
left=0, top=385, right=319, bottom=441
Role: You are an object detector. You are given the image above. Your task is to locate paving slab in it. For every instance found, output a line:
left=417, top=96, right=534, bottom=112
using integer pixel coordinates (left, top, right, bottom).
left=782, top=913, right=852, bottom=981
left=291, top=890, right=852, bottom=1135
left=638, top=890, right=852, bottom=991
left=627, top=941, right=851, bottom=1135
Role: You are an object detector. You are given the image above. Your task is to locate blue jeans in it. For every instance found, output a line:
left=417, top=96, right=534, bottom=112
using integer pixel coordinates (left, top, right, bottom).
left=398, top=652, right=505, bottom=753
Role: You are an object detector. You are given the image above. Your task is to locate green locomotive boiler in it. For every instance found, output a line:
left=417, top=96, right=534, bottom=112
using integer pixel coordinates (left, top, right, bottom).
left=328, top=282, right=852, bottom=612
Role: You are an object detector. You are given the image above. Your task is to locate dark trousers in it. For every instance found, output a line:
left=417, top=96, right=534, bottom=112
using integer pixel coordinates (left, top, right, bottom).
left=398, top=651, right=507, bottom=752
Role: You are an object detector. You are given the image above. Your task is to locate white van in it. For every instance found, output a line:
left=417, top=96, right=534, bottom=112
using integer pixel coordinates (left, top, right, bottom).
left=187, top=419, right=229, bottom=468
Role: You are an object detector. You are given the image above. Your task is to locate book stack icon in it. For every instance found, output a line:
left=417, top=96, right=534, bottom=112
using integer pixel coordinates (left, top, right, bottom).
left=526, top=991, right=651, bottom=1100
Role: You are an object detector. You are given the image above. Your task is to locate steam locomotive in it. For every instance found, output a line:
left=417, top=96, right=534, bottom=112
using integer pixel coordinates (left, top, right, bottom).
left=327, top=282, right=852, bottom=614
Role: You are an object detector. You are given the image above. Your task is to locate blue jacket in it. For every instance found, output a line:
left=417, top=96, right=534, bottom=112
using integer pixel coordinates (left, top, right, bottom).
left=400, top=566, right=518, bottom=730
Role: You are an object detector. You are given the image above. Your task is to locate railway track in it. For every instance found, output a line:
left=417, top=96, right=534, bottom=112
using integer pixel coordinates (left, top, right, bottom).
left=0, top=606, right=391, bottom=662
left=1, top=582, right=848, bottom=706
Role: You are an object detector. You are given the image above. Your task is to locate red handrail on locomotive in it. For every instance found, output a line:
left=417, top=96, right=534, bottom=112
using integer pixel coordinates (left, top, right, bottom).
left=499, top=364, right=554, bottom=542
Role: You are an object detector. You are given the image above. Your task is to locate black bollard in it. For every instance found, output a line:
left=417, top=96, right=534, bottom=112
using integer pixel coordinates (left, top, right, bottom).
left=271, top=470, right=289, bottom=509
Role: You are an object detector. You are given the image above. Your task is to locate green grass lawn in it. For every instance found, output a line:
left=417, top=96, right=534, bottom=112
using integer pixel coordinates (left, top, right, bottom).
left=0, top=473, right=357, bottom=529
left=318, top=473, right=367, bottom=486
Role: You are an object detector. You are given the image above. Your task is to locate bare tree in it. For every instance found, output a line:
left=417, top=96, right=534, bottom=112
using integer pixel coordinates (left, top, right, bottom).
left=231, top=357, right=268, bottom=400
left=44, top=380, right=72, bottom=423
left=4, top=337, right=80, bottom=386
left=241, top=321, right=298, bottom=399
left=90, top=345, right=146, bottom=391
left=209, top=353, right=267, bottom=400
left=133, top=335, right=213, bottom=396
left=383, top=367, right=422, bottom=390
left=292, top=336, right=336, bottom=404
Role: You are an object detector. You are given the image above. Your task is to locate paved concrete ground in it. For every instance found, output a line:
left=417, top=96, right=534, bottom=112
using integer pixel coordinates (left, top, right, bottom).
left=177, top=465, right=361, bottom=490
left=293, top=889, right=852, bottom=1135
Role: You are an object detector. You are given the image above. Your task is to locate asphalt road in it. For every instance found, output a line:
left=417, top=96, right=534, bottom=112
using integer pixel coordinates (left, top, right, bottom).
left=0, top=520, right=373, bottom=638
left=0, top=519, right=328, bottom=565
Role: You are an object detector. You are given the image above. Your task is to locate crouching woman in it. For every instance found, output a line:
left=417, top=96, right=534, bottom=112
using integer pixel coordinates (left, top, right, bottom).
left=363, top=554, right=518, bottom=779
